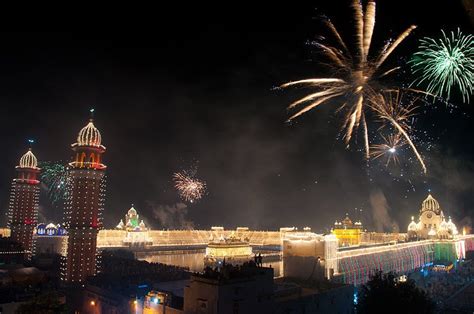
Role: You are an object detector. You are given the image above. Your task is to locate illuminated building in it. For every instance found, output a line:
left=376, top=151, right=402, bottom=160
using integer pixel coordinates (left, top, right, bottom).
left=34, top=223, right=68, bottom=256
left=332, top=214, right=363, bottom=247
left=282, top=229, right=338, bottom=280
left=36, top=223, right=67, bottom=236
left=407, top=194, right=458, bottom=240
left=204, top=232, right=253, bottom=266
left=8, top=147, right=40, bottom=259
left=115, top=205, right=147, bottom=231
left=62, top=118, right=106, bottom=284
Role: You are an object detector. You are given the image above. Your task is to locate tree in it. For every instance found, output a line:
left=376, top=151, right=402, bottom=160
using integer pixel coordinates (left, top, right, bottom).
left=356, top=271, right=434, bottom=314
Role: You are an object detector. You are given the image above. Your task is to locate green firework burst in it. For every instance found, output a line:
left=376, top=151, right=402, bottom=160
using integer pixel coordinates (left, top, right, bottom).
left=410, top=29, right=474, bottom=103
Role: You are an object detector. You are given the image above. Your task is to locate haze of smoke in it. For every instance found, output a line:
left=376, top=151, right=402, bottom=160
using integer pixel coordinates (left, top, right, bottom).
left=148, top=202, right=194, bottom=230
left=369, top=189, right=399, bottom=233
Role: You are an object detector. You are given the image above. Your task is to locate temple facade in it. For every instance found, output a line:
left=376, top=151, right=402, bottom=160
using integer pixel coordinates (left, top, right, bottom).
left=407, top=194, right=458, bottom=240
left=115, top=205, right=147, bottom=232
left=332, top=215, right=363, bottom=247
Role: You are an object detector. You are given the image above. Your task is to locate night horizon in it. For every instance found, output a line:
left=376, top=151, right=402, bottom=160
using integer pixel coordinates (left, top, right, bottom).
left=0, top=1, right=472, bottom=234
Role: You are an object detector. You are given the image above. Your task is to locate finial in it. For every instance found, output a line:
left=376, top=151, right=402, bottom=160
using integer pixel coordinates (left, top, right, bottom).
left=28, top=139, right=34, bottom=150
left=89, top=108, right=95, bottom=121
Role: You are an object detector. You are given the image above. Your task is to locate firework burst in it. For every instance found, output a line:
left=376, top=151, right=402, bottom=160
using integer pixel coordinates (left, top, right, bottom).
left=410, top=28, right=474, bottom=103
left=173, top=170, right=206, bottom=203
left=370, top=133, right=405, bottom=167
left=281, top=0, right=418, bottom=159
left=39, top=161, right=69, bottom=206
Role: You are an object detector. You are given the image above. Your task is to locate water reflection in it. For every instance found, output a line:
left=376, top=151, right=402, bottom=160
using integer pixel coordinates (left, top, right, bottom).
left=137, top=250, right=282, bottom=277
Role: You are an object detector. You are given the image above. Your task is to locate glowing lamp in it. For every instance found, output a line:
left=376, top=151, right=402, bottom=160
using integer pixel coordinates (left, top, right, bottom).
left=90, top=300, right=96, bottom=306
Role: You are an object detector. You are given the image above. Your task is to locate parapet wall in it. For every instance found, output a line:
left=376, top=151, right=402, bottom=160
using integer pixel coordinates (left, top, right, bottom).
left=97, top=229, right=282, bottom=248
left=336, top=235, right=474, bottom=285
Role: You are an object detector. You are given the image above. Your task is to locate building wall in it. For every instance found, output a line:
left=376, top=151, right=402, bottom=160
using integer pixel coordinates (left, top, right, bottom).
left=8, top=180, right=40, bottom=258
left=97, top=230, right=282, bottom=248
left=184, top=269, right=274, bottom=314
left=34, top=235, right=68, bottom=255
left=63, top=168, right=106, bottom=284
left=336, top=236, right=474, bottom=285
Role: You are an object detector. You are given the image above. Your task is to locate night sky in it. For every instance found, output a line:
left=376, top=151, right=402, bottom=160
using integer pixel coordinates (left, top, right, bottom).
left=0, top=1, right=472, bottom=232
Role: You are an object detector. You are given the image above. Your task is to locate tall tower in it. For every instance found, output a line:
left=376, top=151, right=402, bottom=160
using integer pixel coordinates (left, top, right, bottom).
left=8, top=147, right=40, bottom=259
left=62, top=117, right=106, bottom=284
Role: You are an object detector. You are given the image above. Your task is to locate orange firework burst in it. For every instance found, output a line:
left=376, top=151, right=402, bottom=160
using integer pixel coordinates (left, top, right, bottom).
left=173, top=171, right=206, bottom=203
left=281, top=0, right=421, bottom=163
left=370, top=133, right=405, bottom=167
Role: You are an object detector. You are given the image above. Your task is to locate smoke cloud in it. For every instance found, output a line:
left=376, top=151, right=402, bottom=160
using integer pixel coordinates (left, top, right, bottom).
left=369, top=189, right=399, bottom=233
left=148, top=202, right=194, bottom=230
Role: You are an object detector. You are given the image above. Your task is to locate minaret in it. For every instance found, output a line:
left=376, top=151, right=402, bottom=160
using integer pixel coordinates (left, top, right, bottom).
left=62, top=112, right=106, bottom=284
left=8, top=144, right=40, bottom=259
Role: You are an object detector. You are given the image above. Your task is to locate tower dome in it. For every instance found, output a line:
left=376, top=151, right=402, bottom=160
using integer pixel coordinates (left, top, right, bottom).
left=421, top=194, right=440, bottom=213
left=18, top=149, right=39, bottom=169
left=77, top=120, right=102, bottom=147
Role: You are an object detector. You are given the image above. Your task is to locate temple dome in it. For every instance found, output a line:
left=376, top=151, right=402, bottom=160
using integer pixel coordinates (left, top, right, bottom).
left=46, top=223, right=57, bottom=229
left=422, top=194, right=440, bottom=212
left=127, top=206, right=137, bottom=216
left=77, top=120, right=102, bottom=147
left=447, top=217, right=457, bottom=232
left=408, top=216, right=418, bottom=231
left=19, top=149, right=38, bottom=169
left=440, top=219, right=448, bottom=230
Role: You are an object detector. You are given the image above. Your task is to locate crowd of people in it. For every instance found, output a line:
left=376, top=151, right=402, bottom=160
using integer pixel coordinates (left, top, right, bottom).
left=409, top=260, right=474, bottom=305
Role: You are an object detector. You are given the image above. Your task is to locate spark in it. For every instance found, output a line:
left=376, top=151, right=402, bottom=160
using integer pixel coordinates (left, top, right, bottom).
left=410, top=28, right=474, bottom=103
left=281, top=0, right=417, bottom=159
left=173, top=170, right=206, bottom=203
left=39, top=161, right=69, bottom=206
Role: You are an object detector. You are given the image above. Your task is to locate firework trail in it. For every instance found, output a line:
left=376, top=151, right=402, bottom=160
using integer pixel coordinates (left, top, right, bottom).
left=173, top=169, right=206, bottom=203
left=410, top=28, right=474, bottom=103
left=39, top=161, right=69, bottom=206
left=371, top=92, right=427, bottom=173
left=281, top=0, right=418, bottom=159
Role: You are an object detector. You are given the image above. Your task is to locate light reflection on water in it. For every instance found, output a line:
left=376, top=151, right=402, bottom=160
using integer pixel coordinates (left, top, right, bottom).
left=137, top=251, right=283, bottom=277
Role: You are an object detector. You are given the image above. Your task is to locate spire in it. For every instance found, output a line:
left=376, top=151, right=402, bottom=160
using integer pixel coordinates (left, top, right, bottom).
left=28, top=139, right=34, bottom=149
left=89, top=108, right=95, bottom=122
